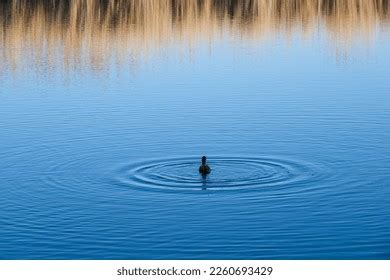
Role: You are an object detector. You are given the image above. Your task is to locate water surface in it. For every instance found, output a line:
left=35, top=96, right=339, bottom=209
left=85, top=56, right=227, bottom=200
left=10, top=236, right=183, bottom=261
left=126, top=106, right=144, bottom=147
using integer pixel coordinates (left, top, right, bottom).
left=1, top=0, right=390, bottom=259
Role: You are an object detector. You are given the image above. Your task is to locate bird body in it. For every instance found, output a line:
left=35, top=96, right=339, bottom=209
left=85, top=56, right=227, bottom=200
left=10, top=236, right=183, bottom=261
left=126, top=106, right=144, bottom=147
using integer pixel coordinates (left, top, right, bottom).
left=199, top=164, right=211, bottom=174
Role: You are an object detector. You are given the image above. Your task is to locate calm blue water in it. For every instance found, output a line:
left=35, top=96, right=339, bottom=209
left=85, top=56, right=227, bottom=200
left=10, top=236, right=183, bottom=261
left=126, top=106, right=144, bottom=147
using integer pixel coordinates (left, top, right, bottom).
left=1, top=1, right=390, bottom=259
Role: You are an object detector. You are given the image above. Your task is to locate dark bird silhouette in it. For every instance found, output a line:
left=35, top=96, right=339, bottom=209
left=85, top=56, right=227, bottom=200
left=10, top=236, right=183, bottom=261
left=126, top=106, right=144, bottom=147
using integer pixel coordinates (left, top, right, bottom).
left=199, top=156, right=211, bottom=175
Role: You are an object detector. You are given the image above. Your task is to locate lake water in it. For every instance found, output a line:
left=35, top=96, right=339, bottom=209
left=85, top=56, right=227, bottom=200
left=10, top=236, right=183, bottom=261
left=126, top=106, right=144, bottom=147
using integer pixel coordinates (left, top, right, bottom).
left=1, top=0, right=390, bottom=259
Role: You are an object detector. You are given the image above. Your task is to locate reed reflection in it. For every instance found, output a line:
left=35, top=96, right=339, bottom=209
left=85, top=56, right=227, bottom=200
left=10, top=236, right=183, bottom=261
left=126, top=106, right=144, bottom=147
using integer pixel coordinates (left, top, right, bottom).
left=1, top=0, right=389, bottom=74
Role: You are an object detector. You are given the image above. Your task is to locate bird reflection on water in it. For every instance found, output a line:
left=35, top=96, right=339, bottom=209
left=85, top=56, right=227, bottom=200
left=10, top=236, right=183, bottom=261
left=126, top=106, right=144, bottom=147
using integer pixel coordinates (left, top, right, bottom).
left=201, top=175, right=208, bottom=191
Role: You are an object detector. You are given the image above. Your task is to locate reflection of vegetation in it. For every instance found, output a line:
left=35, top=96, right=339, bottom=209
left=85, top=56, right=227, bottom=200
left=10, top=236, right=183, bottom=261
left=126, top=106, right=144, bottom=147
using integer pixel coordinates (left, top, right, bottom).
left=1, top=0, right=389, bottom=73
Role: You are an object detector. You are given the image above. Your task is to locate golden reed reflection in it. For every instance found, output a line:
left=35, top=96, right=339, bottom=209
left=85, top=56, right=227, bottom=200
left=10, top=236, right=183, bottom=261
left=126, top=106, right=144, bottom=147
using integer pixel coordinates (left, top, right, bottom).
left=1, top=0, right=389, bottom=73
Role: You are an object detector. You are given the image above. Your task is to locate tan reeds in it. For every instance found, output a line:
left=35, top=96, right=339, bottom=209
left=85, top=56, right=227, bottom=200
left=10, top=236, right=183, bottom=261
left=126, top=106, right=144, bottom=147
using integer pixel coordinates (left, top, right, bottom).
left=1, top=0, right=389, bottom=74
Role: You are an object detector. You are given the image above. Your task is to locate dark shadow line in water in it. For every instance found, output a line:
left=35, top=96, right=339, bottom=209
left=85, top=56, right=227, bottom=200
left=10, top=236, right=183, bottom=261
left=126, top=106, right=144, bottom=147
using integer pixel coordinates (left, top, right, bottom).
left=201, top=174, right=208, bottom=191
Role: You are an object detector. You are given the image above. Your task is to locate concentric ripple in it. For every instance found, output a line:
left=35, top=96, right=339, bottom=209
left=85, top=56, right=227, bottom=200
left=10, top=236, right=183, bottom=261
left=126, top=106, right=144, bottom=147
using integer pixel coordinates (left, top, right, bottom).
left=115, top=156, right=321, bottom=192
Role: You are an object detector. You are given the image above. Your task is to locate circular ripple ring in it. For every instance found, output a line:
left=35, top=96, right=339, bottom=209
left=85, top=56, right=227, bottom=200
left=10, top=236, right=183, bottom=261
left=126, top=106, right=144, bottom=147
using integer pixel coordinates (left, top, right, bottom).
left=115, top=156, right=319, bottom=192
